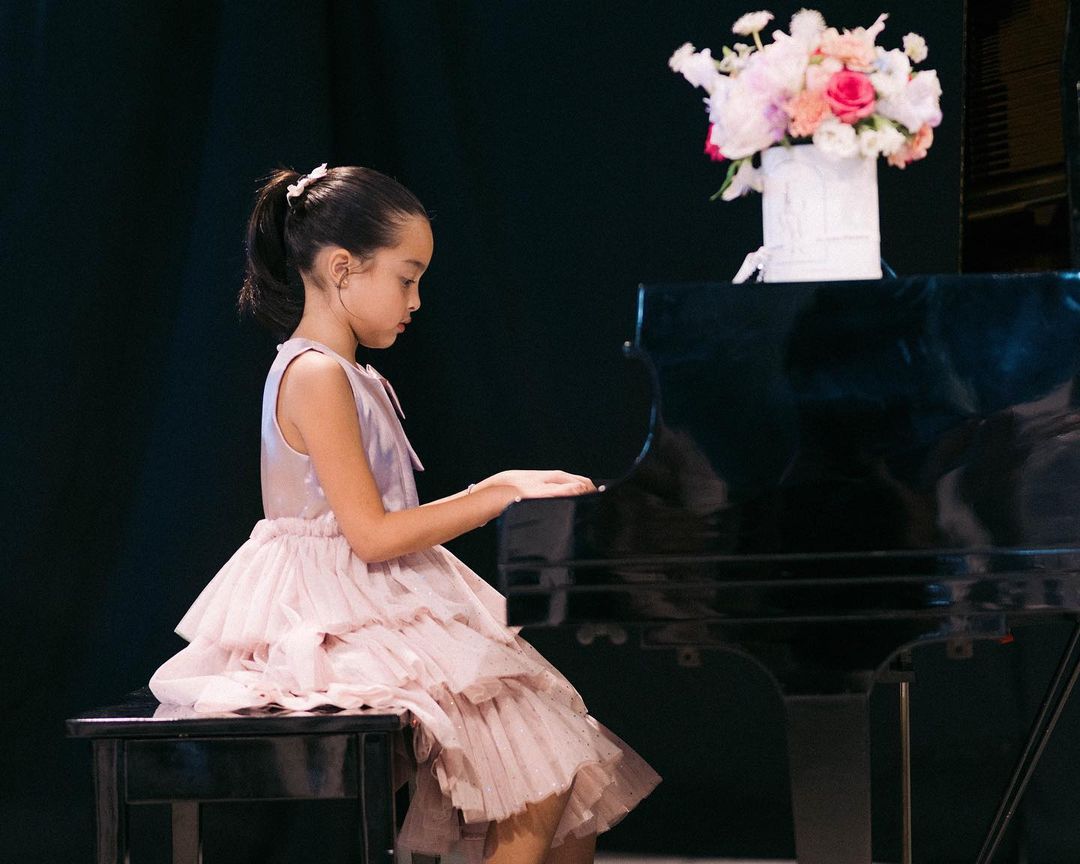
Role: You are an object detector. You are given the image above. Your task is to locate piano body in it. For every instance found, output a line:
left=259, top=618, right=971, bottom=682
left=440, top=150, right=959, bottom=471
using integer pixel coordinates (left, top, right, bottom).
left=497, top=272, right=1080, bottom=863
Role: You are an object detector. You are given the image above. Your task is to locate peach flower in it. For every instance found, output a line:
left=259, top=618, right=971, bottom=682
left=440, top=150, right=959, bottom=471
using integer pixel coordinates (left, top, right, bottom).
left=818, top=30, right=877, bottom=68
left=818, top=13, right=888, bottom=69
left=887, top=123, right=934, bottom=168
left=785, top=89, right=830, bottom=137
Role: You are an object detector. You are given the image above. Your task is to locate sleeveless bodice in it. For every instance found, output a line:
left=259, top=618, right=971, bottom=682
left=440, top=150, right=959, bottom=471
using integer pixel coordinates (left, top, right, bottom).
left=260, top=338, right=424, bottom=519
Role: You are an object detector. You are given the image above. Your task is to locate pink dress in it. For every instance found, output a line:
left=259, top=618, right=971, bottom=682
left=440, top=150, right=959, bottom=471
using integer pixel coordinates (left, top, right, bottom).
left=149, top=337, right=660, bottom=862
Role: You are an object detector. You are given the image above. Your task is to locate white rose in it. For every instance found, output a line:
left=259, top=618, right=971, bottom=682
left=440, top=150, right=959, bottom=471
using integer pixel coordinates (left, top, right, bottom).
left=721, top=158, right=765, bottom=200
left=869, top=47, right=911, bottom=99
left=789, top=8, right=826, bottom=47
left=752, top=32, right=810, bottom=98
left=732, top=10, right=774, bottom=35
left=713, top=83, right=785, bottom=159
left=876, top=69, right=943, bottom=132
left=813, top=116, right=859, bottom=159
left=669, top=43, right=724, bottom=93
left=903, top=32, right=928, bottom=63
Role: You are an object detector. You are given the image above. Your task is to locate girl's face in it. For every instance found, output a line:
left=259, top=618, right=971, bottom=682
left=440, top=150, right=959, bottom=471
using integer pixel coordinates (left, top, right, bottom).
left=341, top=215, right=433, bottom=349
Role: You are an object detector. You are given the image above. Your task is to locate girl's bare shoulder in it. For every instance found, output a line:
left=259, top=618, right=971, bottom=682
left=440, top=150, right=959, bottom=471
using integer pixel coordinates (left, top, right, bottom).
left=279, top=350, right=355, bottom=423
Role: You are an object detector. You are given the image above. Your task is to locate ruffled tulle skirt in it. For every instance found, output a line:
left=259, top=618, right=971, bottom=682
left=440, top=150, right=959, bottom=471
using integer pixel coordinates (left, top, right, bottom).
left=149, top=513, right=660, bottom=862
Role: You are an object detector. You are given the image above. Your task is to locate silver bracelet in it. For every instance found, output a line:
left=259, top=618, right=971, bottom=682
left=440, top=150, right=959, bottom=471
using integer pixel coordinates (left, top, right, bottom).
left=467, top=483, right=476, bottom=495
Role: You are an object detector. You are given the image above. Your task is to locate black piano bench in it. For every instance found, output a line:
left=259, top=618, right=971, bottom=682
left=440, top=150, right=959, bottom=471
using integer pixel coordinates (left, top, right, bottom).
left=66, top=688, right=406, bottom=864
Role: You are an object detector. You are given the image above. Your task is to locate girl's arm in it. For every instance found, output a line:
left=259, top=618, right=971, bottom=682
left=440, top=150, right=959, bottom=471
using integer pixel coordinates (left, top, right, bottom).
left=280, top=353, right=593, bottom=562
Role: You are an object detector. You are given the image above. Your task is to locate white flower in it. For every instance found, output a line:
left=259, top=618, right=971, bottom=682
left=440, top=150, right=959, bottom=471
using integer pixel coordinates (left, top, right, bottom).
left=869, top=47, right=911, bottom=100
left=813, top=117, right=859, bottom=159
left=865, top=12, right=889, bottom=42
left=669, top=43, right=724, bottom=93
left=741, top=32, right=809, bottom=101
left=706, top=76, right=734, bottom=123
left=903, top=32, right=928, bottom=63
left=732, top=10, right=774, bottom=35
left=876, top=123, right=907, bottom=155
left=722, top=158, right=765, bottom=200
left=711, top=82, right=786, bottom=159
left=718, top=42, right=754, bottom=74
left=669, top=42, right=696, bottom=69
left=857, top=129, right=883, bottom=158
left=804, top=55, right=842, bottom=92
left=876, top=69, right=943, bottom=131
left=789, top=8, right=826, bottom=47
left=857, top=123, right=906, bottom=158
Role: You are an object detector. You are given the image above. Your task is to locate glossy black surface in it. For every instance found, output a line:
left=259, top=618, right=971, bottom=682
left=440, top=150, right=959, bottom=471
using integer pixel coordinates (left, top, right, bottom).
left=67, top=688, right=405, bottom=738
left=498, top=272, right=1080, bottom=862
left=68, top=689, right=401, bottom=864
left=499, top=273, right=1080, bottom=687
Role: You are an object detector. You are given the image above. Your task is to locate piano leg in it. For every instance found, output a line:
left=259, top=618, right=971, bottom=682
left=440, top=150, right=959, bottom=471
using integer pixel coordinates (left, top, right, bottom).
left=899, top=680, right=912, bottom=864
left=784, top=694, right=873, bottom=864
left=975, top=619, right=1080, bottom=864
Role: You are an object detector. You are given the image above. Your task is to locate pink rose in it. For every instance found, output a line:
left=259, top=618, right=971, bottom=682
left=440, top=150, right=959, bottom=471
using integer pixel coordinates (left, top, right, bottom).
left=824, top=70, right=876, bottom=124
left=704, top=124, right=725, bottom=162
left=785, top=89, right=830, bottom=138
left=887, top=123, right=934, bottom=168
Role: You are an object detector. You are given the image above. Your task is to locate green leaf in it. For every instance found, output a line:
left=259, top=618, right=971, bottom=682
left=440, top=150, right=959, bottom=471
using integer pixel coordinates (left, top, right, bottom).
left=709, top=158, right=745, bottom=202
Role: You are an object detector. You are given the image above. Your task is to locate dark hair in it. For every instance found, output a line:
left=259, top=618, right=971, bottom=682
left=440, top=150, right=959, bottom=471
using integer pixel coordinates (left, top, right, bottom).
left=239, top=165, right=428, bottom=334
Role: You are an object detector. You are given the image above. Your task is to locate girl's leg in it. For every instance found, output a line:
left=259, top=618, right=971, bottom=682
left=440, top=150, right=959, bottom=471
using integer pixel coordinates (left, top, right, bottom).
left=483, top=787, right=572, bottom=864
left=544, top=831, right=597, bottom=864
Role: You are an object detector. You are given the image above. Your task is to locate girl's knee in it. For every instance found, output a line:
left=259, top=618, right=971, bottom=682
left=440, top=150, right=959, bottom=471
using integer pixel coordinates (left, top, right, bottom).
left=485, top=788, right=573, bottom=864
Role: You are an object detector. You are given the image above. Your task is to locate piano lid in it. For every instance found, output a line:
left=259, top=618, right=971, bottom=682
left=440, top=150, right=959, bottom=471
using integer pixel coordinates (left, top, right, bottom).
left=500, top=272, right=1080, bottom=575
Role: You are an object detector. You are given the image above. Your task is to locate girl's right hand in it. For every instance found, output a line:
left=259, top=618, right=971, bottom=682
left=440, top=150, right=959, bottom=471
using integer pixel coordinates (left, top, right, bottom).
left=474, top=470, right=597, bottom=503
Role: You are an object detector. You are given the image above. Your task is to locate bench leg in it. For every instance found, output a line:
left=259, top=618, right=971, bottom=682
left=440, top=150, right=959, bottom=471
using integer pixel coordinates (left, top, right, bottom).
left=171, top=801, right=202, bottom=864
left=92, top=740, right=128, bottom=864
left=358, top=732, right=396, bottom=863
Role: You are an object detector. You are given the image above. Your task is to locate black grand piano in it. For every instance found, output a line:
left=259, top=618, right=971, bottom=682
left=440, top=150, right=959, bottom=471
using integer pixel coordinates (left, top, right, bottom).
left=497, top=272, right=1080, bottom=864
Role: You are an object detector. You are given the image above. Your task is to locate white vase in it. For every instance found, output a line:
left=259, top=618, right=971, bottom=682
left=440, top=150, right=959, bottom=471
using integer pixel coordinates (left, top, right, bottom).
left=758, top=143, right=882, bottom=282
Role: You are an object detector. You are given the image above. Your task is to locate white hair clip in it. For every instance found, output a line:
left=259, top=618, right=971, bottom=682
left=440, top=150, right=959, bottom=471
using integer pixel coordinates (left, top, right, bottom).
left=286, top=163, right=329, bottom=206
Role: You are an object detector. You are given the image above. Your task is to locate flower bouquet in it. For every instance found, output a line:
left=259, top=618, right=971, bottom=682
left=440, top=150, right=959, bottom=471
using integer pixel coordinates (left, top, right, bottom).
left=669, top=9, right=942, bottom=281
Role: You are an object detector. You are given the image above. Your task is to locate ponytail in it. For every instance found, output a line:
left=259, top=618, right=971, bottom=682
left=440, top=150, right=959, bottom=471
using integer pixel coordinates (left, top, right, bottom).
left=239, top=164, right=428, bottom=337
left=239, top=169, right=303, bottom=335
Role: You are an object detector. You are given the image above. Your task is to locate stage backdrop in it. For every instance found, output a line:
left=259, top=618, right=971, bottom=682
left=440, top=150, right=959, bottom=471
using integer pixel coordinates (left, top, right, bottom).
left=6, top=1, right=1078, bottom=862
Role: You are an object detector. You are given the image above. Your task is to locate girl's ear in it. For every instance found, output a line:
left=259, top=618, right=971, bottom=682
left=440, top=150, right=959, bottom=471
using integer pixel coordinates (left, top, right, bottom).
left=325, top=248, right=353, bottom=284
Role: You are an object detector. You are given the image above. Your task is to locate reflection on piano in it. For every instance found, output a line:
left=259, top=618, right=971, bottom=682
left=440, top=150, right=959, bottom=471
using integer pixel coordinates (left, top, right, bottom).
left=497, top=273, right=1080, bottom=864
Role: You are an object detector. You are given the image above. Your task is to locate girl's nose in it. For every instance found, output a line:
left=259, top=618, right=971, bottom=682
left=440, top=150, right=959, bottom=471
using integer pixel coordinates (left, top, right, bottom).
left=409, top=288, right=421, bottom=312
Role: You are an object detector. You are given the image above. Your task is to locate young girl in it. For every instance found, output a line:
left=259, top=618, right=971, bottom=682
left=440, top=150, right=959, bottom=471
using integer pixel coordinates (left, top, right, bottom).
left=149, top=164, right=660, bottom=864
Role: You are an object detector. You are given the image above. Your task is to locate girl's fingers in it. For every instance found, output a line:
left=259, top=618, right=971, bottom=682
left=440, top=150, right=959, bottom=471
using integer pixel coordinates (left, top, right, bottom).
left=549, top=470, right=590, bottom=484
left=512, top=471, right=597, bottom=499
left=546, top=470, right=594, bottom=486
